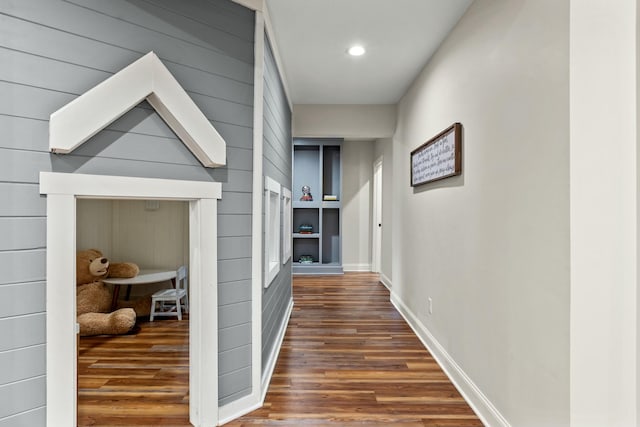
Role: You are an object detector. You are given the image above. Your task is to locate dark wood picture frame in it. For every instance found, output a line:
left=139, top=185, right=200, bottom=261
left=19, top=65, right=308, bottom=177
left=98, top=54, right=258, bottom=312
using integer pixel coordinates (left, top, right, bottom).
left=410, top=122, right=462, bottom=187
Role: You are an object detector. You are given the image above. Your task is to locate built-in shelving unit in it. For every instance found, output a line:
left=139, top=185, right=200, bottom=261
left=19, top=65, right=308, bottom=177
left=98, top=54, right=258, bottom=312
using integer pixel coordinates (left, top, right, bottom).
left=292, top=139, right=343, bottom=275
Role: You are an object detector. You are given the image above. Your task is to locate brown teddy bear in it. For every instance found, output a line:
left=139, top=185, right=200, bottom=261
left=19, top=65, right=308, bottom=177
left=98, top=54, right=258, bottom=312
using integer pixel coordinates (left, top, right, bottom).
left=76, top=249, right=140, bottom=336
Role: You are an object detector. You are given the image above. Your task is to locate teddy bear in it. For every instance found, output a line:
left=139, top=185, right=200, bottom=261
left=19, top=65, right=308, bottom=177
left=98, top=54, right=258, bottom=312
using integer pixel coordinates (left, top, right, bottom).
left=76, top=248, right=141, bottom=336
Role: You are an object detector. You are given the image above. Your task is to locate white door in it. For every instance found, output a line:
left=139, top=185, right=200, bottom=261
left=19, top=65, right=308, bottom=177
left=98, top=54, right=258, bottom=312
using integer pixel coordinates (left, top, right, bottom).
left=372, top=158, right=383, bottom=273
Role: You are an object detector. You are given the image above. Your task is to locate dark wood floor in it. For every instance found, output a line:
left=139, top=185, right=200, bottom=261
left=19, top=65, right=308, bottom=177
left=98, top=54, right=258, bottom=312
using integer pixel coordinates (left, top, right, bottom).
left=228, top=273, right=482, bottom=426
left=77, top=316, right=190, bottom=426
left=78, top=273, right=483, bottom=426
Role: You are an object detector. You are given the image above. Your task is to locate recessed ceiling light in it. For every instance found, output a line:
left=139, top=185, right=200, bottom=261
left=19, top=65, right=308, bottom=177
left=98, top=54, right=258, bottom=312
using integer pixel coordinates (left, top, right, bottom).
left=347, top=45, right=366, bottom=56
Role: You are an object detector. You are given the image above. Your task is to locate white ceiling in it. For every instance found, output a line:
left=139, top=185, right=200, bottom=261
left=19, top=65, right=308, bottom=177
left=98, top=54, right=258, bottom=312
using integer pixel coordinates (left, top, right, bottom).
left=265, top=0, right=473, bottom=105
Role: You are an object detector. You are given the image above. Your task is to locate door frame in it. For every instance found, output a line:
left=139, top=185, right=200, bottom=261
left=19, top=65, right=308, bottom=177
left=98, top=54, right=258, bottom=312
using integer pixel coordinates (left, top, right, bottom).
left=40, top=172, right=221, bottom=427
left=372, top=156, right=383, bottom=273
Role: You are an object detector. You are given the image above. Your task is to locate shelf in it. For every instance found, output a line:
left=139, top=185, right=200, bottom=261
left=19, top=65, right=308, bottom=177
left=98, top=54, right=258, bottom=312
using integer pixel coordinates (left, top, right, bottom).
left=321, top=201, right=341, bottom=209
left=293, top=233, right=320, bottom=239
left=292, top=139, right=342, bottom=275
left=293, top=201, right=321, bottom=209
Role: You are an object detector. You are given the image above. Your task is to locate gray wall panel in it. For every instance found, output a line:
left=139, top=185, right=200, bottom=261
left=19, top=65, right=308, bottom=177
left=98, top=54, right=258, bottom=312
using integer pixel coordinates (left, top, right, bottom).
left=217, top=193, right=252, bottom=215
left=1, top=0, right=255, bottom=414
left=225, top=147, right=254, bottom=172
left=130, top=0, right=254, bottom=41
left=218, top=366, right=251, bottom=400
left=0, top=184, right=45, bottom=217
left=217, top=237, right=252, bottom=260
left=0, top=150, right=52, bottom=184
left=0, top=2, right=254, bottom=82
left=0, top=14, right=141, bottom=75
left=218, top=280, right=252, bottom=306
left=0, top=282, right=45, bottom=319
left=219, top=388, right=252, bottom=408
left=0, top=376, right=45, bottom=420
left=218, top=258, right=252, bottom=284
left=65, top=0, right=254, bottom=64
left=218, top=323, right=251, bottom=352
left=50, top=154, right=223, bottom=182
left=189, top=93, right=253, bottom=128
left=0, top=251, right=45, bottom=286
left=0, top=314, right=45, bottom=352
left=211, top=122, right=253, bottom=150
left=218, top=215, right=251, bottom=238
left=219, top=301, right=251, bottom=329
left=0, top=345, right=45, bottom=386
left=209, top=170, right=252, bottom=194
left=0, top=219, right=45, bottom=251
left=261, top=35, right=293, bottom=374
left=0, top=407, right=45, bottom=427
left=0, top=81, right=74, bottom=120
left=0, top=116, right=48, bottom=152
left=0, top=46, right=111, bottom=96
left=219, top=344, right=252, bottom=374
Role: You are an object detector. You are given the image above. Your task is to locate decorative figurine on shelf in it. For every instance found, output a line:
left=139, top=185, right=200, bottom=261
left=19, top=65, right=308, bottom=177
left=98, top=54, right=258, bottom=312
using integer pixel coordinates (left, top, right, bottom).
left=300, top=185, right=313, bottom=201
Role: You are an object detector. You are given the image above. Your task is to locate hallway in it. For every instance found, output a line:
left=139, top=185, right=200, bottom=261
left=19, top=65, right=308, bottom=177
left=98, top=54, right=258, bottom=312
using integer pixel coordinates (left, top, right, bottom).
left=229, top=273, right=483, bottom=426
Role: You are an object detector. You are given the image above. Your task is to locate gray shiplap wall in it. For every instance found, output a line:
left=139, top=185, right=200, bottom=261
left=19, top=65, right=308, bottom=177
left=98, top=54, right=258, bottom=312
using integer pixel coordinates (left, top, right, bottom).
left=0, top=0, right=255, bottom=421
left=262, top=35, right=293, bottom=373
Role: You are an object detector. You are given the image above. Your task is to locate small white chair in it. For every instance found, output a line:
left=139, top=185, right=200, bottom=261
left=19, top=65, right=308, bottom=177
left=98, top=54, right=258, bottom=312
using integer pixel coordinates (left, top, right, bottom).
left=150, top=266, right=188, bottom=321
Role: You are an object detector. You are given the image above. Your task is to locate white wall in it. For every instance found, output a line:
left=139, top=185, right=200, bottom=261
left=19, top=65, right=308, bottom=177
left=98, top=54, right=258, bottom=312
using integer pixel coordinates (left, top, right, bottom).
left=391, top=0, right=569, bottom=426
left=77, top=199, right=189, bottom=296
left=569, top=1, right=638, bottom=425
left=342, top=140, right=374, bottom=271
left=374, top=138, right=393, bottom=286
left=293, top=104, right=396, bottom=139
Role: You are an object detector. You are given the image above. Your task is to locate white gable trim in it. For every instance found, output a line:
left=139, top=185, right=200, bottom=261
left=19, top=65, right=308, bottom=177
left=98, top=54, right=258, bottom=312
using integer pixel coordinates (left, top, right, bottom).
left=49, top=51, right=226, bottom=168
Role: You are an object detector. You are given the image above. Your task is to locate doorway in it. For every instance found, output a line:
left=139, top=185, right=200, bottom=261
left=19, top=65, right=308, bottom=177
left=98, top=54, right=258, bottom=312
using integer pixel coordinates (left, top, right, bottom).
left=40, top=172, right=221, bottom=427
left=76, top=198, right=190, bottom=424
left=372, top=157, right=383, bottom=273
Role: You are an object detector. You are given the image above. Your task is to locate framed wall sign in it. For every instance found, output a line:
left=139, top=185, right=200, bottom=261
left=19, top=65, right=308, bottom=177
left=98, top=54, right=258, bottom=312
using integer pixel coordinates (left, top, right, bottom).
left=410, top=122, right=462, bottom=186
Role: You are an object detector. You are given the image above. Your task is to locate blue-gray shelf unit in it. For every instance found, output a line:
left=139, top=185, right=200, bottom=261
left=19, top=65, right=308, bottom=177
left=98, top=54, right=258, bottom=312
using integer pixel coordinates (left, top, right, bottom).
left=292, top=139, right=343, bottom=275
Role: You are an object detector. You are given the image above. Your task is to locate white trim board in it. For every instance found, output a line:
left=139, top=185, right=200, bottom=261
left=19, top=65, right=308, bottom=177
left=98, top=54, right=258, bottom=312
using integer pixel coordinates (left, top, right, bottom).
left=40, top=172, right=221, bottom=427
left=261, top=298, right=294, bottom=401
left=49, top=52, right=226, bottom=168
left=390, top=291, right=510, bottom=427
left=379, top=272, right=392, bottom=290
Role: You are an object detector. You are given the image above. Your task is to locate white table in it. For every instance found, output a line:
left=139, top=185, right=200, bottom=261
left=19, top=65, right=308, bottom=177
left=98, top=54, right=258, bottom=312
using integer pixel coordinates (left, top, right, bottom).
left=103, top=269, right=177, bottom=310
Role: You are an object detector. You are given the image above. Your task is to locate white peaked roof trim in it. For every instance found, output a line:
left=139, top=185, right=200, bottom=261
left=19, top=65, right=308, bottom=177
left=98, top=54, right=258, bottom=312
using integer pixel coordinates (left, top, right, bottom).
left=49, top=51, right=226, bottom=168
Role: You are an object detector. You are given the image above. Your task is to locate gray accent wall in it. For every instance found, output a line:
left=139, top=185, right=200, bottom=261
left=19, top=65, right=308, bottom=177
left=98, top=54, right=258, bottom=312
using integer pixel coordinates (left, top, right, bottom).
left=262, top=35, right=293, bottom=374
left=0, top=0, right=255, bottom=421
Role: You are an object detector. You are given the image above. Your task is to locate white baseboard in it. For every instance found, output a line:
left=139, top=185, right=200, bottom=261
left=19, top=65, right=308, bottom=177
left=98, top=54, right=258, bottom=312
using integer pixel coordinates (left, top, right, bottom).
left=219, top=298, right=293, bottom=425
left=343, top=263, right=371, bottom=272
left=379, top=272, right=392, bottom=290
left=261, top=297, right=294, bottom=401
left=390, top=292, right=510, bottom=427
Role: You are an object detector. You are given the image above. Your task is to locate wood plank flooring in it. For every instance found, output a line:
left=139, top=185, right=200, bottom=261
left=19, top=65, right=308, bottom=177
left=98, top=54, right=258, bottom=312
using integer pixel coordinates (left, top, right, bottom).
left=228, top=273, right=483, bottom=426
left=77, top=316, right=190, bottom=426
left=77, top=273, right=483, bottom=426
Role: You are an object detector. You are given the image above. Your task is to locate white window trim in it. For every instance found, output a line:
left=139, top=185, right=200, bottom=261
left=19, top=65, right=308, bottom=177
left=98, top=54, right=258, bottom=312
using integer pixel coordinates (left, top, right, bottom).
left=264, top=176, right=281, bottom=287
left=40, top=172, right=221, bottom=427
left=281, top=187, right=292, bottom=264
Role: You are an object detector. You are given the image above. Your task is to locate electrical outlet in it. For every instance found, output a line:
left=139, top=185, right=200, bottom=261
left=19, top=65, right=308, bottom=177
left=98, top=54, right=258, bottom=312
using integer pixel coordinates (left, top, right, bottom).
left=428, top=297, right=433, bottom=315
